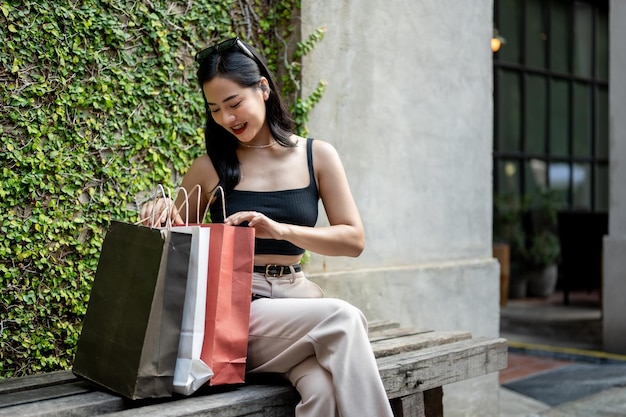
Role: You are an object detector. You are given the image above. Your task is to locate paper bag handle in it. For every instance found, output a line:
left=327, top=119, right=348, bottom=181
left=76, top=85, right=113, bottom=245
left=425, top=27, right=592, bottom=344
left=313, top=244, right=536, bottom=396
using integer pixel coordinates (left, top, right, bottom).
left=138, top=184, right=223, bottom=226
left=173, top=184, right=202, bottom=225
left=148, top=185, right=173, bottom=229
left=176, top=186, right=189, bottom=225
left=201, top=185, right=226, bottom=224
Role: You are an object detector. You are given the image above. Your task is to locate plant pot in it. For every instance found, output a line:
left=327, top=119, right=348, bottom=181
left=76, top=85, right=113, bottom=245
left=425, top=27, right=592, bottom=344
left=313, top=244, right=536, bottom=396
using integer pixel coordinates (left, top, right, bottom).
left=508, top=275, right=528, bottom=299
left=525, top=264, right=558, bottom=298
left=493, top=243, right=510, bottom=306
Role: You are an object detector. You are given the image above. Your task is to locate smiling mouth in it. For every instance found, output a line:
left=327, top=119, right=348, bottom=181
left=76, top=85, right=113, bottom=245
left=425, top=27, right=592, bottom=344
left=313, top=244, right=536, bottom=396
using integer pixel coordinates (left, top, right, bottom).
left=232, top=123, right=247, bottom=134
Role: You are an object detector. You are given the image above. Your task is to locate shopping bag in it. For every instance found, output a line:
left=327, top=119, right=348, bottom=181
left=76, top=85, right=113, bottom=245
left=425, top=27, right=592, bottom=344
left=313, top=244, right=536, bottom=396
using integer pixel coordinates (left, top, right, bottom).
left=73, top=221, right=191, bottom=399
left=200, top=222, right=255, bottom=386
left=170, top=223, right=213, bottom=394
left=169, top=186, right=214, bottom=394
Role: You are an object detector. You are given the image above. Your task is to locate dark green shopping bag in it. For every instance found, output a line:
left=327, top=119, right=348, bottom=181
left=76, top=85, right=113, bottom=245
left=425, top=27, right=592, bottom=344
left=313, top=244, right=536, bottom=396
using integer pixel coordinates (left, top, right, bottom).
left=73, top=221, right=191, bottom=399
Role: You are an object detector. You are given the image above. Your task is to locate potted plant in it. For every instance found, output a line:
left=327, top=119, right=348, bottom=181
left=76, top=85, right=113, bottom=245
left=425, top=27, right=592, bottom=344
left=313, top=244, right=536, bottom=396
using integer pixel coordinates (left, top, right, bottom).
left=493, top=190, right=562, bottom=299
left=518, top=190, right=562, bottom=297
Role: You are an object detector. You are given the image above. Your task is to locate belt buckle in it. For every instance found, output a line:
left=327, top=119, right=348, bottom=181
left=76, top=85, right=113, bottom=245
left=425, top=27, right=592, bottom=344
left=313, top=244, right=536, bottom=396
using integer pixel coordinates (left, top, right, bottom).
left=265, top=264, right=284, bottom=277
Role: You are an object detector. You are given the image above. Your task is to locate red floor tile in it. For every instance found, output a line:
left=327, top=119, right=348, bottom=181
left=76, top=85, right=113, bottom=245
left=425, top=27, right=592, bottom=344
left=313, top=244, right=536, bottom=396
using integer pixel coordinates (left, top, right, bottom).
left=499, top=352, right=574, bottom=384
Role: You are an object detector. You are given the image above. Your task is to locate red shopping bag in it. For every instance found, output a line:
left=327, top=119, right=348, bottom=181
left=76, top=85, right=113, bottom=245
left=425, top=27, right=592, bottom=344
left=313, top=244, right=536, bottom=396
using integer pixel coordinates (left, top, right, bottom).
left=200, top=223, right=254, bottom=386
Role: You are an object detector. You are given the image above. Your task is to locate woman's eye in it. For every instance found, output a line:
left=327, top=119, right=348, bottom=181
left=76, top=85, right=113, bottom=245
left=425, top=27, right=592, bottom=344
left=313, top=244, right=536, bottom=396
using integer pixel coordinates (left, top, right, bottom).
left=209, top=99, right=242, bottom=113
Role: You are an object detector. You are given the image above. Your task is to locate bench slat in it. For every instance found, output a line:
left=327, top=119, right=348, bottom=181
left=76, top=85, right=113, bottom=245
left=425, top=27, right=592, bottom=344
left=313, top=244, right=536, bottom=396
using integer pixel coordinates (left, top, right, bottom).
left=368, top=327, right=433, bottom=343
left=0, top=384, right=295, bottom=417
left=378, top=337, right=508, bottom=398
left=0, top=391, right=128, bottom=417
left=0, top=371, right=78, bottom=395
left=371, top=330, right=472, bottom=358
left=367, top=320, right=402, bottom=333
left=0, top=381, right=93, bottom=408
left=98, top=385, right=298, bottom=417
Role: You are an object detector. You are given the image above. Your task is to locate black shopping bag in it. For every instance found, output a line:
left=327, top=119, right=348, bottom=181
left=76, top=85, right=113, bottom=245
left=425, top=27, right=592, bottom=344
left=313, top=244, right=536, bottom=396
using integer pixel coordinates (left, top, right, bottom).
left=73, top=221, right=191, bottom=399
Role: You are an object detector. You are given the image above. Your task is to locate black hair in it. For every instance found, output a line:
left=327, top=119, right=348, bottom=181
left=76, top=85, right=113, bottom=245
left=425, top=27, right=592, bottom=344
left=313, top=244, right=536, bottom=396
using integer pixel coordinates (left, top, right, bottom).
left=196, top=39, right=295, bottom=193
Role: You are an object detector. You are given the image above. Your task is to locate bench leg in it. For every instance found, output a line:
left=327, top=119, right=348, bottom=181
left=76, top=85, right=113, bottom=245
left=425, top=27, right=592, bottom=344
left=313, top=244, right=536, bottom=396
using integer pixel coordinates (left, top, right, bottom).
left=423, top=387, right=444, bottom=417
left=390, top=392, right=424, bottom=417
left=390, top=387, right=443, bottom=417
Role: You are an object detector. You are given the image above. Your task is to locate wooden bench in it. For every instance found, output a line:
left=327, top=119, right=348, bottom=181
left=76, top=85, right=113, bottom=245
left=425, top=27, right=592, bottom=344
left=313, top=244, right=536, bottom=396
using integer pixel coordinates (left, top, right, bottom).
left=0, top=321, right=508, bottom=417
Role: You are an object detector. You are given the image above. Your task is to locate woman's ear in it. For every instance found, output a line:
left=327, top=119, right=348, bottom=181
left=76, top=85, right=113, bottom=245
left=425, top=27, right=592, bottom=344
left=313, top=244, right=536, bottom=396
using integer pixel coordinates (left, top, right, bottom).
left=258, top=77, right=270, bottom=100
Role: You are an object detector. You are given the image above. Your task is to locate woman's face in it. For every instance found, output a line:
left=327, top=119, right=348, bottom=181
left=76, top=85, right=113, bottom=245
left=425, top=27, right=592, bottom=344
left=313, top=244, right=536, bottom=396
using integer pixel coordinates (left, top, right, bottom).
left=203, top=75, right=270, bottom=143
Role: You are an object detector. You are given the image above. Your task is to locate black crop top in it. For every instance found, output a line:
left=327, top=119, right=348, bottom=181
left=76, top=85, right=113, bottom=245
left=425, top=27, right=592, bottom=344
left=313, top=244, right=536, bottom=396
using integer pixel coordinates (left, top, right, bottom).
left=209, top=138, right=319, bottom=255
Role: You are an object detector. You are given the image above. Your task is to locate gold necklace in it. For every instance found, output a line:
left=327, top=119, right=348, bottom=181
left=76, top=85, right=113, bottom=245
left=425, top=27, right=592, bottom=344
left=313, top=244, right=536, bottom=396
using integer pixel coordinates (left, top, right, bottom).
left=238, top=140, right=277, bottom=149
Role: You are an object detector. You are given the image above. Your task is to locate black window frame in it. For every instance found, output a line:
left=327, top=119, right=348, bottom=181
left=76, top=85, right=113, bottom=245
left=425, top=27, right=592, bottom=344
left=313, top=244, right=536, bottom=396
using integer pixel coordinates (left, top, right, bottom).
left=493, top=0, right=609, bottom=212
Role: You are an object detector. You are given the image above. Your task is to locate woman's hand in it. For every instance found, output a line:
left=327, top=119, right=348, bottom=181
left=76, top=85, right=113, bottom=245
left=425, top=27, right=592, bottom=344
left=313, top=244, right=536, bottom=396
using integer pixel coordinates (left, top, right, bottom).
left=140, top=197, right=184, bottom=227
left=224, top=211, right=286, bottom=240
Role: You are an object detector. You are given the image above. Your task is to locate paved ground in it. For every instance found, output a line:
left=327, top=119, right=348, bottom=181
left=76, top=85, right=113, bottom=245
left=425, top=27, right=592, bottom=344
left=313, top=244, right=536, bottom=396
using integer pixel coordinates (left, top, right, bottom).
left=498, top=290, right=626, bottom=417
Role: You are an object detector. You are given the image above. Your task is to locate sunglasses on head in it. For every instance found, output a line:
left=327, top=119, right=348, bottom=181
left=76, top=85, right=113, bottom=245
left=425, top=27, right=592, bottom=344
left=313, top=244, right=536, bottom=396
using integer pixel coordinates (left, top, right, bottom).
left=195, top=37, right=255, bottom=63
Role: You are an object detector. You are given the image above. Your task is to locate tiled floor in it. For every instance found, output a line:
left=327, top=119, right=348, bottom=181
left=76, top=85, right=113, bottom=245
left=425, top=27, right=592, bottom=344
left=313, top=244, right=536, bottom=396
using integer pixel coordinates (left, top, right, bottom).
left=500, top=289, right=603, bottom=385
left=498, top=290, right=602, bottom=416
left=498, top=289, right=626, bottom=416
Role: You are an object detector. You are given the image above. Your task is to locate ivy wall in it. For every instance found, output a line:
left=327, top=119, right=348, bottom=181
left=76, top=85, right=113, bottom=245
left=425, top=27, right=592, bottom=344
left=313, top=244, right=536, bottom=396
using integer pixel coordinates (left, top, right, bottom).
left=0, top=0, right=323, bottom=378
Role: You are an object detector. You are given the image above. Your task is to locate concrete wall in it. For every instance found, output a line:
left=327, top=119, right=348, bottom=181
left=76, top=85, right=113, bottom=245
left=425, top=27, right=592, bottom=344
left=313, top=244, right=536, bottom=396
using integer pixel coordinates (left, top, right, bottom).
left=300, top=1, right=499, bottom=416
left=604, top=0, right=626, bottom=354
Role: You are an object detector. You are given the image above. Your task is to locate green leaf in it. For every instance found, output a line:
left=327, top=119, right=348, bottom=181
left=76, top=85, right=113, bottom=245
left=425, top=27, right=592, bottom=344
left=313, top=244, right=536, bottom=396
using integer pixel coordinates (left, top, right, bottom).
left=1, top=3, right=11, bottom=18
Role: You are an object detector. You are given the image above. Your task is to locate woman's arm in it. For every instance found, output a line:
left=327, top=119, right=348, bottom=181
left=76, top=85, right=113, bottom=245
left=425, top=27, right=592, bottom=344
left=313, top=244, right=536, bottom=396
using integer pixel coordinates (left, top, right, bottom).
left=226, top=140, right=365, bottom=257
left=174, top=155, right=220, bottom=224
left=140, top=155, right=219, bottom=226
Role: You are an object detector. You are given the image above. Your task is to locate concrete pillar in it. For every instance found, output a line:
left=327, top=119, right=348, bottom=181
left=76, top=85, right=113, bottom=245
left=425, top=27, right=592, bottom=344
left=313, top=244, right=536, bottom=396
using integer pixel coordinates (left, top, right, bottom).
left=603, top=0, right=626, bottom=354
left=301, top=1, right=499, bottom=416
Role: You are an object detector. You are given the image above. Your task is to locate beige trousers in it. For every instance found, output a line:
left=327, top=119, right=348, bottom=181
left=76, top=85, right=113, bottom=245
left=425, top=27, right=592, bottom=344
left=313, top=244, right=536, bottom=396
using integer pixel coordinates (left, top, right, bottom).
left=247, top=271, right=394, bottom=417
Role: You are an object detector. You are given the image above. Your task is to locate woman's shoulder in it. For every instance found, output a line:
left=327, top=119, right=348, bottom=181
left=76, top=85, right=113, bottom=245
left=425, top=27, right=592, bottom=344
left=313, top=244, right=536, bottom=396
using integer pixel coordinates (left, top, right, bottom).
left=300, top=136, right=336, bottom=153
left=187, top=154, right=216, bottom=173
left=304, top=137, right=345, bottom=181
left=307, top=137, right=341, bottom=161
left=185, top=154, right=219, bottom=187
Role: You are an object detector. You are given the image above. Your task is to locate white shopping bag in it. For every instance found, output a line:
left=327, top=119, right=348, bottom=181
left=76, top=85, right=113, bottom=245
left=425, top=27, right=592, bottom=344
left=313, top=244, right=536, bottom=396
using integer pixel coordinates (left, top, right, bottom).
left=171, top=224, right=213, bottom=395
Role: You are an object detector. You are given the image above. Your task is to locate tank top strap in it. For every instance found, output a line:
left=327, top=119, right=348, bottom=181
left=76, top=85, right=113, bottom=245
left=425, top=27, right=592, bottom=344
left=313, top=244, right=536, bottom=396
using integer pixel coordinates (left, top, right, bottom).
left=306, top=138, right=317, bottom=190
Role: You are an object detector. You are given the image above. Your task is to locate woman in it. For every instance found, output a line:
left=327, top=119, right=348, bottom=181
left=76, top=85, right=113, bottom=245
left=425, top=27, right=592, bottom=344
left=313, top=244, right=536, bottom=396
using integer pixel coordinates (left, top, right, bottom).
left=141, top=37, right=393, bottom=417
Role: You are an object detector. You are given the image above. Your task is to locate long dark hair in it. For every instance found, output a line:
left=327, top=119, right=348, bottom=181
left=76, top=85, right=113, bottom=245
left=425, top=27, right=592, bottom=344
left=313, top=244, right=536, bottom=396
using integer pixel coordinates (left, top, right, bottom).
left=196, top=39, right=295, bottom=193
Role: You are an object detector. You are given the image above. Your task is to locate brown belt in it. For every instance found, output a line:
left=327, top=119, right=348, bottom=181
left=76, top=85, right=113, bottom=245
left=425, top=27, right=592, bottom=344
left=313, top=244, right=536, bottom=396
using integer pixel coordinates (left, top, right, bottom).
left=251, top=293, right=269, bottom=302
left=253, top=263, right=302, bottom=277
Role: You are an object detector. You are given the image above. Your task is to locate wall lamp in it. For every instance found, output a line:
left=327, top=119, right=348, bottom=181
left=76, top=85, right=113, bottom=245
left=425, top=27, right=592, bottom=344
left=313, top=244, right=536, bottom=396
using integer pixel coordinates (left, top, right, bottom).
left=492, top=28, right=506, bottom=53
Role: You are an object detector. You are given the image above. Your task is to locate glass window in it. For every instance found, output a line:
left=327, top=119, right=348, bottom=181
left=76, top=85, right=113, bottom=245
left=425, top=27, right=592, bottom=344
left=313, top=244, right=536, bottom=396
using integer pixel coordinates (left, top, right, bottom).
left=550, top=0, right=570, bottom=73
left=497, top=69, right=522, bottom=152
left=525, top=0, right=547, bottom=68
left=595, top=11, right=609, bottom=81
left=549, top=79, right=569, bottom=157
left=494, top=0, right=608, bottom=212
left=498, top=0, right=522, bottom=63
left=572, top=163, right=592, bottom=209
left=525, top=75, right=547, bottom=154
left=497, top=160, right=522, bottom=197
left=526, top=159, right=546, bottom=197
left=573, top=82, right=592, bottom=157
left=548, top=162, right=571, bottom=204
left=573, top=1, right=593, bottom=78
left=595, top=164, right=609, bottom=211
left=595, top=86, right=609, bottom=158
